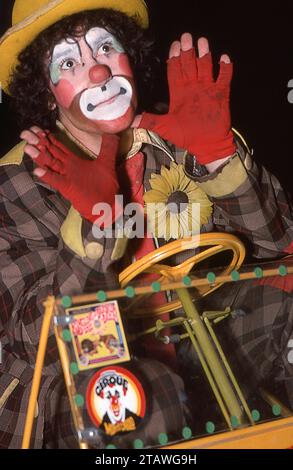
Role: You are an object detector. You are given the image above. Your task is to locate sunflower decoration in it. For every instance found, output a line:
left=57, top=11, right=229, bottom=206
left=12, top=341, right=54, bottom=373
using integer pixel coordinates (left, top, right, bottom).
left=143, top=162, right=213, bottom=241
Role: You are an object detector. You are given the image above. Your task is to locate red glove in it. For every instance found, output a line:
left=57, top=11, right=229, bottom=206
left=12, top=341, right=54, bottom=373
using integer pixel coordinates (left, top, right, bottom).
left=34, top=132, right=120, bottom=226
left=139, top=49, right=236, bottom=164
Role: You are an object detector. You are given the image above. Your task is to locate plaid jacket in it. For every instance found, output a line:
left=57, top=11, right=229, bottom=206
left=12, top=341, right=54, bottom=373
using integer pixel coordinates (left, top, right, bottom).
left=0, top=127, right=292, bottom=448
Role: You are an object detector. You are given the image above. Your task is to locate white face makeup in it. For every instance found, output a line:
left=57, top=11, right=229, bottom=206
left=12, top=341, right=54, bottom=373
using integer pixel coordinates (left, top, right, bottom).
left=85, top=27, right=125, bottom=56
left=80, top=75, right=133, bottom=121
left=80, top=27, right=132, bottom=121
left=49, top=27, right=137, bottom=133
left=49, top=38, right=82, bottom=85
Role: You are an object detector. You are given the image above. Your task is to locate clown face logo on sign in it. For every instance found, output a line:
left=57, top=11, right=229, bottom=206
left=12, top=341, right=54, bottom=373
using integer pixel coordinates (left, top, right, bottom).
left=86, top=366, right=146, bottom=437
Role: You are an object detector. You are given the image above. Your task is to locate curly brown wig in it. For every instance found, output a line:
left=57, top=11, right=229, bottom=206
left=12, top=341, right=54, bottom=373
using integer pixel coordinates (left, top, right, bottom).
left=9, top=9, right=158, bottom=130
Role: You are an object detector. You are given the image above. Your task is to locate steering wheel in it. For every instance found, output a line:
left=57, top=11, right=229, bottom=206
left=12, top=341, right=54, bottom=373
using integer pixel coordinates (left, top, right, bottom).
left=119, top=232, right=246, bottom=318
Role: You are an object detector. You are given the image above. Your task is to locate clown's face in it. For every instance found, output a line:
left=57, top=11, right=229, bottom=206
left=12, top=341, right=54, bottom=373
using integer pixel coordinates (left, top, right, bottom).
left=105, top=387, right=125, bottom=423
left=48, top=27, right=137, bottom=134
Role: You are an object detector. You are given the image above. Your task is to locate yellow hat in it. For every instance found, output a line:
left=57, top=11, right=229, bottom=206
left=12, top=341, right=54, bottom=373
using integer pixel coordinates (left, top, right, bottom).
left=0, top=0, right=149, bottom=94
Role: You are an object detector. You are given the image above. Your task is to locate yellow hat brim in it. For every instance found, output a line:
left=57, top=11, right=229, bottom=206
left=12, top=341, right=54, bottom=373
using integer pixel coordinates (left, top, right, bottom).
left=0, top=0, right=149, bottom=94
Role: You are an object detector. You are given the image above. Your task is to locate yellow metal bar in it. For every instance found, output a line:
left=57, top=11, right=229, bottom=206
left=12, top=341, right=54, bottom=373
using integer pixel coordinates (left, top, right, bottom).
left=183, top=320, right=232, bottom=429
left=127, top=317, right=185, bottom=342
left=176, top=288, right=245, bottom=424
left=54, top=324, right=89, bottom=449
left=22, top=296, right=55, bottom=449
left=203, top=315, right=254, bottom=426
left=57, top=265, right=293, bottom=307
left=259, top=387, right=292, bottom=418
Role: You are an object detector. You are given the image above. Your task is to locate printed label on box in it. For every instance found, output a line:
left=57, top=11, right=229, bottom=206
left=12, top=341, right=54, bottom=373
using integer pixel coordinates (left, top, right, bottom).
left=66, top=301, right=130, bottom=370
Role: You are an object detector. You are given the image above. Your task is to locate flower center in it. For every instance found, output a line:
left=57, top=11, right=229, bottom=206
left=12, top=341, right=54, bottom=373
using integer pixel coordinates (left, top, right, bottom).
left=167, top=191, right=189, bottom=213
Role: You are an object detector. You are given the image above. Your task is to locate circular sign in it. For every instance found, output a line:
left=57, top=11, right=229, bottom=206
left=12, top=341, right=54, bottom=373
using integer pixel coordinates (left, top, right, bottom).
left=86, top=366, right=146, bottom=437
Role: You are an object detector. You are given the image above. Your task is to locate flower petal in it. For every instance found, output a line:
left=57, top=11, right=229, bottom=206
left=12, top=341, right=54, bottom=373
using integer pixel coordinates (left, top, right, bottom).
left=144, top=190, right=167, bottom=204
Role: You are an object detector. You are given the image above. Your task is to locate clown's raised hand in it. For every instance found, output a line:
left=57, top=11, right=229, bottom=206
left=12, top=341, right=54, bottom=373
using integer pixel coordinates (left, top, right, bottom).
left=138, top=34, right=236, bottom=165
left=21, top=126, right=120, bottom=226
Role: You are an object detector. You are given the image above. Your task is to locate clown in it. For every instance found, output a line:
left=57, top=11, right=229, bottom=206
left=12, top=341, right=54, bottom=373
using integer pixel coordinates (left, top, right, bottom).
left=95, top=370, right=140, bottom=435
left=0, top=0, right=293, bottom=450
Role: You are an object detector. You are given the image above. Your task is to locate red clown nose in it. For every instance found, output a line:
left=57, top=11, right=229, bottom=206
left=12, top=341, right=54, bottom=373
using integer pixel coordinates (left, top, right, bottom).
left=89, top=64, right=112, bottom=85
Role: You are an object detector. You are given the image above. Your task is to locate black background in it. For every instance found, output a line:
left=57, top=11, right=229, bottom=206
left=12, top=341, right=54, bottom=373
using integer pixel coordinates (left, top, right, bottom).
left=1, top=0, right=293, bottom=192
left=0, top=449, right=291, bottom=466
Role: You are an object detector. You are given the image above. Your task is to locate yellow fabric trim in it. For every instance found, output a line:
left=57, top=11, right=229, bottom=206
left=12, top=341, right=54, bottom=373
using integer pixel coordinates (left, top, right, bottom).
left=197, top=154, right=248, bottom=198
left=111, top=237, right=129, bottom=261
left=60, top=206, right=86, bottom=258
left=232, top=127, right=251, bottom=154
left=0, top=142, right=25, bottom=166
left=0, top=378, right=19, bottom=409
left=126, top=128, right=175, bottom=162
left=125, top=129, right=144, bottom=159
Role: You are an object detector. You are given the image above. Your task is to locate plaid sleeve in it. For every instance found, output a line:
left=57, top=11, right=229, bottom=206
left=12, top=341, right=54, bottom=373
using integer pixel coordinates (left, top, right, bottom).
left=191, top=142, right=293, bottom=259
left=0, top=164, right=118, bottom=448
left=0, top=347, right=60, bottom=449
left=213, top=156, right=293, bottom=258
left=0, top=192, right=117, bottom=362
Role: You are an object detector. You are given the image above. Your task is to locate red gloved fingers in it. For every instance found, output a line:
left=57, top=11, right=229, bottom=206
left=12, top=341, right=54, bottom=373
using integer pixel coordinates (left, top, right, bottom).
left=32, top=131, right=120, bottom=225
left=36, top=146, right=64, bottom=174
left=36, top=129, right=50, bottom=137
left=217, top=61, right=233, bottom=87
left=197, top=52, right=214, bottom=83
left=36, top=131, right=50, bottom=148
left=47, top=134, right=71, bottom=161
left=46, top=132, right=120, bottom=170
left=167, top=55, right=184, bottom=90
left=36, top=132, right=65, bottom=172
left=180, top=47, right=198, bottom=81
left=34, top=165, right=64, bottom=191
left=36, top=133, right=69, bottom=167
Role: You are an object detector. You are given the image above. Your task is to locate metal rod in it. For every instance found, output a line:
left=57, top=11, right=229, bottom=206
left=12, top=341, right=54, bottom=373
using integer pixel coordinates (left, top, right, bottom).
left=54, top=324, right=89, bottom=449
left=176, top=287, right=245, bottom=424
left=183, top=320, right=232, bottom=429
left=259, top=387, right=292, bottom=418
left=56, top=265, right=293, bottom=306
left=22, top=297, right=55, bottom=449
left=203, top=316, right=254, bottom=425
